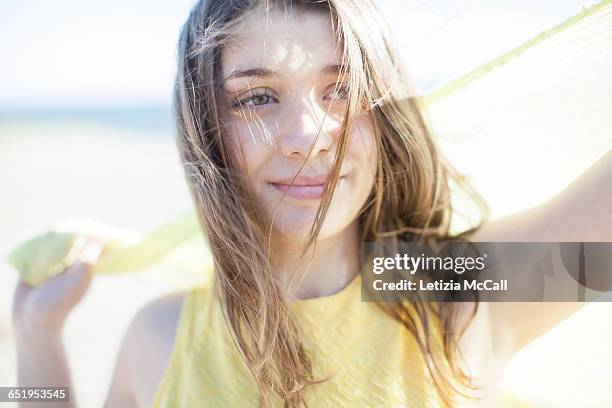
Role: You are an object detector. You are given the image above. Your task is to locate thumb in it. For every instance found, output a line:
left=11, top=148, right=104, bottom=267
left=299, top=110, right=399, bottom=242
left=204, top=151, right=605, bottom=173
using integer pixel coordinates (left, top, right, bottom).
left=54, top=238, right=104, bottom=298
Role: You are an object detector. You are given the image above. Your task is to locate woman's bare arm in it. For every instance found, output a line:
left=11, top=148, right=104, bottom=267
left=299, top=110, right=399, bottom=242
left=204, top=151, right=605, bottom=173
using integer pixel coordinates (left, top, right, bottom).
left=474, top=149, right=612, bottom=242
left=471, top=149, right=612, bottom=352
left=103, top=291, right=185, bottom=408
left=14, top=324, right=75, bottom=408
left=102, top=323, right=139, bottom=408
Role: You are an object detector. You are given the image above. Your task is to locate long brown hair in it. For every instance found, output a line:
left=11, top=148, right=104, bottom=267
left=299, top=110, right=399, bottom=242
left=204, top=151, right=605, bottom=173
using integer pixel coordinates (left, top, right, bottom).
left=174, top=0, right=489, bottom=406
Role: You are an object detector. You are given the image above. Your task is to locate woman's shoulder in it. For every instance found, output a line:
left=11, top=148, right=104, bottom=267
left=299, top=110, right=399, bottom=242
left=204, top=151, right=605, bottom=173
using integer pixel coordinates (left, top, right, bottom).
left=131, top=281, right=216, bottom=344
left=131, top=290, right=188, bottom=350
left=104, top=284, right=214, bottom=408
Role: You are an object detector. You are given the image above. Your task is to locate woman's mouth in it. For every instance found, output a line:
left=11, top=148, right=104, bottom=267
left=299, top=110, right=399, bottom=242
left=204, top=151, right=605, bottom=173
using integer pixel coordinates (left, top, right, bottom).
left=271, top=183, right=327, bottom=200
left=270, top=175, right=343, bottom=200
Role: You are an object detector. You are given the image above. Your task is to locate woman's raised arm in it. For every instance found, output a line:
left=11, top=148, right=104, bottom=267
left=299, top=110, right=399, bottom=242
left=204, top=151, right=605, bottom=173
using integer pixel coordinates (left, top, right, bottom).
left=471, top=149, right=612, bottom=352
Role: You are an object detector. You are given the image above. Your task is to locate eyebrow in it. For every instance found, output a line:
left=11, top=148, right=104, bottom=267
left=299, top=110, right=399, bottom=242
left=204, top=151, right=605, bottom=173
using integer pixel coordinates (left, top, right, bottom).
left=222, top=63, right=345, bottom=82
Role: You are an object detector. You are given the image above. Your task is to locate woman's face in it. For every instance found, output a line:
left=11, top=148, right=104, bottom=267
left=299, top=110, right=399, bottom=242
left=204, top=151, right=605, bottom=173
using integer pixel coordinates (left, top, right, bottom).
left=220, top=8, right=377, bottom=243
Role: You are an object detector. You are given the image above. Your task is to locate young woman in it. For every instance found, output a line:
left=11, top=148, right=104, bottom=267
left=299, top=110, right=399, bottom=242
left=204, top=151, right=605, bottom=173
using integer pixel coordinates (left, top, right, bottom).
left=12, top=0, right=612, bottom=407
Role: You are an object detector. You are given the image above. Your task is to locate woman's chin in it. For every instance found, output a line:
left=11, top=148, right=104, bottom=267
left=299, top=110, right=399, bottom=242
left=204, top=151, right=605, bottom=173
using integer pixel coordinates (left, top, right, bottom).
left=270, top=219, right=319, bottom=242
left=268, top=211, right=346, bottom=244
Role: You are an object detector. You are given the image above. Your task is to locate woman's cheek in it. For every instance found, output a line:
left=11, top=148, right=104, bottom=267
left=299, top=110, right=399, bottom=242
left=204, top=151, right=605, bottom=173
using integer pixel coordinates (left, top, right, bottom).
left=230, top=120, right=275, bottom=178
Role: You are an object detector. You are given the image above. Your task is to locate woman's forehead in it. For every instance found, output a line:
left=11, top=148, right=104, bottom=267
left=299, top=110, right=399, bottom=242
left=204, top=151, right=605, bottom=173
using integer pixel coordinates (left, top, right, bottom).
left=220, top=9, right=343, bottom=81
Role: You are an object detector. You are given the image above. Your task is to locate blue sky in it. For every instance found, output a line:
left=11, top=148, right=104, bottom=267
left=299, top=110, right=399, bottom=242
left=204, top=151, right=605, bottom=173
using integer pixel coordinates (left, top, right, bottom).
left=0, top=0, right=600, bottom=109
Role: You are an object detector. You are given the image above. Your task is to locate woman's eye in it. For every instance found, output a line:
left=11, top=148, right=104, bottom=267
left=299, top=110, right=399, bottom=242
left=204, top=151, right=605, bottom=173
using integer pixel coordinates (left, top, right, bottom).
left=326, top=84, right=350, bottom=101
left=233, top=91, right=278, bottom=108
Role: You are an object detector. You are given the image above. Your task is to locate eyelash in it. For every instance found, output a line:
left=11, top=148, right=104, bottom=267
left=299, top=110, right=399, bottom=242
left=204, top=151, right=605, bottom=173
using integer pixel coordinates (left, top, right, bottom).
left=326, top=84, right=350, bottom=101
left=231, top=84, right=350, bottom=109
left=232, top=89, right=278, bottom=109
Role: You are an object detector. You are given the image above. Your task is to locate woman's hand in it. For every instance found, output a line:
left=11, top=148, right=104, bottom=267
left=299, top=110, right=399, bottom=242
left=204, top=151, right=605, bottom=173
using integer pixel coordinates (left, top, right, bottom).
left=11, top=238, right=104, bottom=407
left=12, top=237, right=105, bottom=333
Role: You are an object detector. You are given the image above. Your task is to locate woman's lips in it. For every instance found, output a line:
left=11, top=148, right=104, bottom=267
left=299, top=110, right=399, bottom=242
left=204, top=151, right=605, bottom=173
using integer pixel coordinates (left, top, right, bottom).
left=270, top=176, right=344, bottom=200
left=271, top=183, right=327, bottom=200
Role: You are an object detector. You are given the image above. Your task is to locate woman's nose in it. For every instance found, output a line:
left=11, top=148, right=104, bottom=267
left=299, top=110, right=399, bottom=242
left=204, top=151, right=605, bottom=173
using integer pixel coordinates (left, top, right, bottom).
left=278, top=100, right=339, bottom=159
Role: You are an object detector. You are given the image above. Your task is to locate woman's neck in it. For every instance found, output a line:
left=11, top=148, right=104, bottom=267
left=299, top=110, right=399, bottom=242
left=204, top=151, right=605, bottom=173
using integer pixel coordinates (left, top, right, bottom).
left=270, top=221, right=361, bottom=301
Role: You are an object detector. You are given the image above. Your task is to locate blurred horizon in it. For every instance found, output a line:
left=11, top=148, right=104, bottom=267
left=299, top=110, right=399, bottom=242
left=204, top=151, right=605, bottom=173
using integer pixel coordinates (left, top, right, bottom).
left=0, top=105, right=175, bottom=135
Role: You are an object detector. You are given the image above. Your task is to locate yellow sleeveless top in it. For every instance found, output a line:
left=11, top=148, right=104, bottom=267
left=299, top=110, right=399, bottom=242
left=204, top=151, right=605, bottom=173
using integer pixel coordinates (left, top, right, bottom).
left=150, top=274, right=449, bottom=407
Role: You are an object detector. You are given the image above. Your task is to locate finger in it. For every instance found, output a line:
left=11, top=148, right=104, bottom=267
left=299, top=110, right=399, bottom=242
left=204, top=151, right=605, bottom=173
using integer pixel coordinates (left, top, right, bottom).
left=65, top=260, right=94, bottom=301
left=57, top=239, right=104, bottom=282
left=57, top=259, right=94, bottom=292
left=39, top=259, right=95, bottom=313
left=80, top=238, right=105, bottom=264
left=51, top=239, right=103, bottom=291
